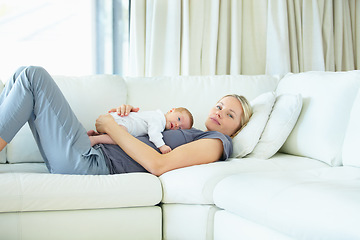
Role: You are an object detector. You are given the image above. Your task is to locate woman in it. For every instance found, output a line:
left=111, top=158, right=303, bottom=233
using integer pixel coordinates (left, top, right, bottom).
left=0, top=66, right=252, bottom=176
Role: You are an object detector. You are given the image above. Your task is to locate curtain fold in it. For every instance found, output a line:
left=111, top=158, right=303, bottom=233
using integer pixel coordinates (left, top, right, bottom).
left=129, top=0, right=360, bottom=77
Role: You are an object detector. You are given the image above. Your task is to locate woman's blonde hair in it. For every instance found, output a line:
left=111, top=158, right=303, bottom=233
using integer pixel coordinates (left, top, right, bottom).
left=220, top=94, right=252, bottom=138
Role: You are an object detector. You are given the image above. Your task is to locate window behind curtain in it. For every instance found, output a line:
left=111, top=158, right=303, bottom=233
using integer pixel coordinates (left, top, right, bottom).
left=0, top=0, right=129, bottom=83
left=95, top=0, right=129, bottom=75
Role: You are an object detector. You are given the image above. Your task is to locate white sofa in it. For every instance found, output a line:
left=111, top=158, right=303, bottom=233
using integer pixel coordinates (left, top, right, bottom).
left=1, top=70, right=360, bottom=240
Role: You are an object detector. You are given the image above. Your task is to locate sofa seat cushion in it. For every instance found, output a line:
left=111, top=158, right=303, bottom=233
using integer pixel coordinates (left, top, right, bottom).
left=0, top=172, right=162, bottom=213
left=160, top=153, right=328, bottom=204
left=214, top=167, right=360, bottom=239
left=0, top=163, right=49, bottom=173
left=162, top=204, right=218, bottom=240
left=214, top=210, right=293, bottom=240
left=0, top=207, right=162, bottom=240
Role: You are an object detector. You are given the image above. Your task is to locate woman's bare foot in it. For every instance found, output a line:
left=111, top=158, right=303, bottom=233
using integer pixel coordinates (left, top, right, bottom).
left=0, top=137, right=7, bottom=151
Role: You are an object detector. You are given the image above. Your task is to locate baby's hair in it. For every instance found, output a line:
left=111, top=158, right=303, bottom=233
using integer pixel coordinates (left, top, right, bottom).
left=175, top=107, right=194, bottom=128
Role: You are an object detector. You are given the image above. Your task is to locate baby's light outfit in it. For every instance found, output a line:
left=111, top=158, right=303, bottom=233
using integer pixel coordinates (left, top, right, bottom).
left=110, top=110, right=166, bottom=148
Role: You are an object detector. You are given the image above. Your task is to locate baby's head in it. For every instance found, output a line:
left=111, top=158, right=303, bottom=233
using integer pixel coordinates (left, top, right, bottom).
left=165, top=107, right=193, bottom=130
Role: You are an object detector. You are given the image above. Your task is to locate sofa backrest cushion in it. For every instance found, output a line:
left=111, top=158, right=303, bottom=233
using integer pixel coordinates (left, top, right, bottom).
left=342, top=87, right=360, bottom=167
left=5, top=75, right=127, bottom=164
left=276, top=70, right=360, bottom=166
left=124, top=75, right=280, bottom=132
left=0, top=81, right=5, bottom=163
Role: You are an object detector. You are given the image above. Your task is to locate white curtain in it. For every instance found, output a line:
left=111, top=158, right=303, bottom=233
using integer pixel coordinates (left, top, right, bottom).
left=128, top=0, right=360, bottom=77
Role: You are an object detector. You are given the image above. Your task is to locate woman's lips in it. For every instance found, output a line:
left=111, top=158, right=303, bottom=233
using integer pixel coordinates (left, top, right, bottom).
left=210, top=117, right=220, bottom=125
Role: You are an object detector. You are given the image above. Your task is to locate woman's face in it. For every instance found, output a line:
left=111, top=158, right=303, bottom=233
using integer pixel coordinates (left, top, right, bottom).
left=205, top=96, right=243, bottom=136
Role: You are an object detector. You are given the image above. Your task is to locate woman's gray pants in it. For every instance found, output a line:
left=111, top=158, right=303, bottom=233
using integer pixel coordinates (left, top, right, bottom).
left=0, top=66, right=109, bottom=175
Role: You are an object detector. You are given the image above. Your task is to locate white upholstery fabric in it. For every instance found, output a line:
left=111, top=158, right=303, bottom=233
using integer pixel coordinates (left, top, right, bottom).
left=0, top=163, right=48, bottom=173
left=6, top=75, right=127, bottom=164
left=276, top=70, right=360, bottom=166
left=0, top=172, right=161, bottom=212
left=214, top=210, right=293, bottom=240
left=232, top=92, right=275, bottom=158
left=124, top=75, right=280, bottom=131
left=0, top=207, right=161, bottom=240
left=160, top=153, right=328, bottom=204
left=247, top=93, right=302, bottom=159
left=0, top=81, right=5, bottom=164
left=342, top=88, right=360, bottom=167
left=162, top=204, right=218, bottom=240
left=214, top=167, right=360, bottom=240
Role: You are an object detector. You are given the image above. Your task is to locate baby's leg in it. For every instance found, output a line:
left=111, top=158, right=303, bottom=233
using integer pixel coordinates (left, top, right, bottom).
left=89, top=134, right=116, bottom=146
left=89, top=125, right=128, bottom=146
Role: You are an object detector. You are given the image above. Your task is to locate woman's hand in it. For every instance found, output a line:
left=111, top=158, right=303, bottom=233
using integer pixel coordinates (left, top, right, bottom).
left=95, top=114, right=118, bottom=134
left=108, top=104, right=140, bottom=117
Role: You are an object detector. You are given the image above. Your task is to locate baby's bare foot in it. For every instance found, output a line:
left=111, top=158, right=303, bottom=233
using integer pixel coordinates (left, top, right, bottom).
left=87, top=130, right=98, bottom=136
left=89, top=136, right=96, bottom=147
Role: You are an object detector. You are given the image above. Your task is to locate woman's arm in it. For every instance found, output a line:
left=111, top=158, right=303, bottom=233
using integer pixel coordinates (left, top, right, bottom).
left=95, top=114, right=223, bottom=176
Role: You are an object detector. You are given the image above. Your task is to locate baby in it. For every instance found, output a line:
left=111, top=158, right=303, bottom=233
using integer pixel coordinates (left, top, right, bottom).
left=88, top=107, right=194, bottom=154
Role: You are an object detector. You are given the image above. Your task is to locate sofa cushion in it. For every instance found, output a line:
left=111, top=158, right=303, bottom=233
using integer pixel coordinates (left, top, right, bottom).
left=342, top=88, right=360, bottom=167
left=0, top=81, right=5, bottom=163
left=247, top=93, right=302, bottom=159
left=0, top=172, right=161, bottom=212
left=214, top=167, right=360, bottom=239
left=160, top=153, right=328, bottom=204
left=276, top=70, right=360, bottom=166
left=6, top=75, right=127, bottom=164
left=0, top=162, right=48, bottom=173
left=0, top=207, right=162, bottom=240
left=163, top=204, right=218, bottom=240
left=214, top=210, right=293, bottom=240
left=232, top=92, right=276, bottom=158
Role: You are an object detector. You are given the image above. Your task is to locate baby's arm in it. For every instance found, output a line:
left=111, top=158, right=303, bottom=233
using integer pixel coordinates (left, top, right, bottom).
left=148, top=130, right=171, bottom=154
left=159, top=145, right=172, bottom=154
left=147, top=115, right=171, bottom=154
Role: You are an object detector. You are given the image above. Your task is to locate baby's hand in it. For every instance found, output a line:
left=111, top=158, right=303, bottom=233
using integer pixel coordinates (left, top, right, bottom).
left=159, top=145, right=172, bottom=154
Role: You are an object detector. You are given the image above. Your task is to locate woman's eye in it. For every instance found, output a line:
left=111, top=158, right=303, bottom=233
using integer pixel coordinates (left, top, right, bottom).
left=178, top=117, right=181, bottom=121
left=228, top=114, right=234, bottom=119
left=216, top=105, right=221, bottom=110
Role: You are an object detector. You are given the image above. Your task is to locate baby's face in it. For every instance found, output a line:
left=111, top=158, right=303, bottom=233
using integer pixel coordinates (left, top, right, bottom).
left=165, top=110, right=192, bottom=130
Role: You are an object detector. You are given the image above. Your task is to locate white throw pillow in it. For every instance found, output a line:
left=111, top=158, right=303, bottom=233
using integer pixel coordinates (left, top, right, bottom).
left=231, top=92, right=276, bottom=158
left=247, top=94, right=302, bottom=159
left=342, top=89, right=360, bottom=167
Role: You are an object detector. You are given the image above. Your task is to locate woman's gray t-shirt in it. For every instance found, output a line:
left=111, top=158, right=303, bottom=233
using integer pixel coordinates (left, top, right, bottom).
left=99, top=128, right=233, bottom=174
